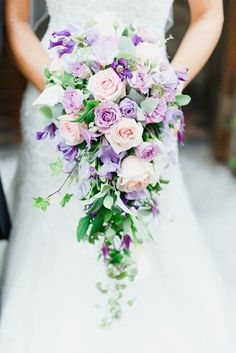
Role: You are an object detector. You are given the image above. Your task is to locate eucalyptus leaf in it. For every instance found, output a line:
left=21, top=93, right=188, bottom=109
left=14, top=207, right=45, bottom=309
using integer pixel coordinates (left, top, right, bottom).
left=141, top=97, right=159, bottom=113
left=175, top=94, right=191, bottom=107
left=39, top=106, right=53, bottom=120
left=137, top=107, right=146, bottom=121
left=118, top=36, right=136, bottom=56
left=128, top=88, right=144, bottom=105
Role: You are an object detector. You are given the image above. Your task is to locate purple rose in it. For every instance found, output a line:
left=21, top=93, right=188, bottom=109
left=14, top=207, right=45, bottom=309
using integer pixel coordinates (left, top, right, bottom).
left=62, top=87, right=84, bottom=114
left=119, top=98, right=138, bottom=119
left=135, top=142, right=160, bottom=161
left=94, top=102, right=121, bottom=132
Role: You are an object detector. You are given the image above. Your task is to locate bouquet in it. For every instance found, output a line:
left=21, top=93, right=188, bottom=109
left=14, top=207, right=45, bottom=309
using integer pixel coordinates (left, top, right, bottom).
left=33, top=13, right=190, bottom=327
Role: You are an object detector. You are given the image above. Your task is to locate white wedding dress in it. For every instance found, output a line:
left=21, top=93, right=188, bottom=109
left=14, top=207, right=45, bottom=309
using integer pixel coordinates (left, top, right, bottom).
left=0, top=0, right=235, bottom=352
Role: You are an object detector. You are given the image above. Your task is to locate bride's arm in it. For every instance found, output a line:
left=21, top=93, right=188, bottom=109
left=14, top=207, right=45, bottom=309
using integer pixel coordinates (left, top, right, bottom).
left=4, top=0, right=49, bottom=91
left=171, top=0, right=224, bottom=89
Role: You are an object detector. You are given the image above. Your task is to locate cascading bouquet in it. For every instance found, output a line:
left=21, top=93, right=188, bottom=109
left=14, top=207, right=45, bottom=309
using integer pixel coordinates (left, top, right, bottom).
left=33, top=13, right=190, bottom=327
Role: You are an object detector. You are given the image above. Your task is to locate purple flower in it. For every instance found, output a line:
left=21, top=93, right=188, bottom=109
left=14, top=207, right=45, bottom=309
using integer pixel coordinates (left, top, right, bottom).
left=94, top=102, right=121, bottom=132
left=132, top=34, right=143, bottom=46
left=80, top=128, right=101, bottom=148
left=96, top=143, right=121, bottom=178
left=176, top=68, right=189, bottom=82
left=49, top=29, right=75, bottom=57
left=119, top=98, right=138, bottom=119
left=77, top=179, right=91, bottom=198
left=101, top=244, right=109, bottom=259
left=145, top=98, right=167, bottom=123
left=62, top=87, right=84, bottom=114
left=122, top=234, right=132, bottom=250
left=135, top=142, right=160, bottom=161
left=57, top=142, right=78, bottom=162
left=128, top=66, right=153, bottom=94
left=85, top=28, right=99, bottom=45
left=153, top=63, right=178, bottom=92
left=112, top=58, right=133, bottom=81
left=71, top=62, right=91, bottom=79
left=36, top=123, right=57, bottom=140
left=165, top=107, right=183, bottom=125
left=125, top=189, right=149, bottom=200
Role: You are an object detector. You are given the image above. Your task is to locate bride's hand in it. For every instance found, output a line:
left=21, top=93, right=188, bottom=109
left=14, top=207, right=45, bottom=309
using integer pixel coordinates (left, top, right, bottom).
left=4, top=0, right=50, bottom=91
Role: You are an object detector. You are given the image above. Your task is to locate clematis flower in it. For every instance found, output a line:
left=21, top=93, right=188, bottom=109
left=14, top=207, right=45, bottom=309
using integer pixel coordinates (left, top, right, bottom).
left=112, top=58, right=133, bottom=81
left=57, top=142, right=78, bottom=163
left=97, top=143, right=121, bottom=178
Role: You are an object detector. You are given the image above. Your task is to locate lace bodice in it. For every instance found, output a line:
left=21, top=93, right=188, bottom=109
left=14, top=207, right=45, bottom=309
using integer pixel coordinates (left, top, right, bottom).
left=45, top=0, right=174, bottom=36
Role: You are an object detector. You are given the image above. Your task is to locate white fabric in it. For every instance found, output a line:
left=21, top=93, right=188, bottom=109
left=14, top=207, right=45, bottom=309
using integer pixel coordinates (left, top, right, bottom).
left=0, top=1, right=235, bottom=352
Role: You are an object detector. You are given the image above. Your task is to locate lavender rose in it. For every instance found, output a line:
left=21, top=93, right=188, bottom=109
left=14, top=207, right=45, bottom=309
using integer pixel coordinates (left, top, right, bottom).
left=119, top=98, right=138, bottom=119
left=71, top=62, right=91, bottom=79
left=135, top=142, right=160, bottom=162
left=94, top=102, right=121, bottom=132
left=62, top=87, right=84, bottom=114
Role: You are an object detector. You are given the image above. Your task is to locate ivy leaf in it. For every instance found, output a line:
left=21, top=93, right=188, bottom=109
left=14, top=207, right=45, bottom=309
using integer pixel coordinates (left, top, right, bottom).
left=60, top=193, right=73, bottom=208
left=33, top=197, right=50, bottom=212
left=76, top=215, right=92, bottom=242
left=89, top=214, right=104, bottom=236
left=49, top=157, right=63, bottom=176
left=175, top=94, right=191, bottom=107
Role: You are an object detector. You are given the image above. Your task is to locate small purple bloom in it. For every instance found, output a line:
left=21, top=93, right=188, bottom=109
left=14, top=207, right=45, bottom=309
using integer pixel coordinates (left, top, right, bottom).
left=132, top=34, right=143, bottom=46
left=36, top=123, right=57, bottom=140
left=97, top=143, right=121, bottom=177
left=135, top=142, right=160, bottom=161
left=80, top=128, right=101, bottom=148
left=85, top=28, right=99, bottom=45
left=57, top=142, right=78, bottom=162
left=94, top=102, right=121, bottom=132
left=165, top=107, right=183, bottom=125
left=125, top=189, right=149, bottom=200
left=101, top=244, right=110, bottom=259
left=77, top=179, right=91, bottom=198
left=112, top=58, right=133, bottom=81
left=122, top=234, right=132, bottom=250
left=49, top=29, right=75, bottom=57
left=62, top=87, right=84, bottom=114
left=145, top=98, right=167, bottom=123
left=71, top=62, right=91, bottom=79
left=176, top=68, right=189, bottom=82
left=119, top=98, right=138, bottom=119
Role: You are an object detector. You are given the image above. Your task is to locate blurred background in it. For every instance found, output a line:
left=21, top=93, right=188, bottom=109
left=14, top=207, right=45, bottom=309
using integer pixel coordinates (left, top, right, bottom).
left=0, top=0, right=235, bottom=302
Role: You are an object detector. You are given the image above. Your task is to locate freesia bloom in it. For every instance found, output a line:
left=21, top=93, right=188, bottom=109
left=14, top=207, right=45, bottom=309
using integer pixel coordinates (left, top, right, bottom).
left=119, top=98, right=138, bottom=119
left=105, top=118, right=143, bottom=153
left=33, top=85, right=64, bottom=107
left=58, top=115, right=86, bottom=146
left=135, top=142, right=160, bottom=161
left=62, top=87, right=84, bottom=114
left=128, top=66, right=153, bottom=94
left=117, top=155, right=156, bottom=192
left=87, top=68, right=126, bottom=102
left=94, top=102, right=121, bottom=132
left=49, top=29, right=75, bottom=57
left=71, top=62, right=91, bottom=79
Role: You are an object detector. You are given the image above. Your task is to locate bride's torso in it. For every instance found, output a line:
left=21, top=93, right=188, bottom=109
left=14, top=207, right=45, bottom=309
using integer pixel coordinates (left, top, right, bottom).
left=44, top=0, right=174, bottom=38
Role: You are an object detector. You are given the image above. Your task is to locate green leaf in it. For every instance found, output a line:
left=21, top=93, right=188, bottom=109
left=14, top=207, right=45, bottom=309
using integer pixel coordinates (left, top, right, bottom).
left=118, top=36, right=136, bottom=56
left=115, top=271, right=127, bottom=280
left=128, top=88, right=144, bottom=105
left=52, top=103, right=64, bottom=119
left=88, top=197, right=105, bottom=213
left=122, top=28, right=129, bottom=37
left=33, top=197, right=50, bottom=212
left=103, top=194, right=114, bottom=209
left=89, top=214, right=104, bottom=236
left=74, top=100, right=99, bottom=123
left=60, top=193, right=73, bottom=208
left=109, top=252, right=123, bottom=265
left=76, top=215, right=91, bottom=241
left=141, top=98, right=159, bottom=113
left=137, top=107, right=146, bottom=121
left=49, top=157, right=63, bottom=176
left=175, top=94, right=191, bottom=107
left=39, top=106, right=53, bottom=119
left=103, top=208, right=113, bottom=223
left=229, top=157, right=236, bottom=170
left=115, top=192, right=137, bottom=216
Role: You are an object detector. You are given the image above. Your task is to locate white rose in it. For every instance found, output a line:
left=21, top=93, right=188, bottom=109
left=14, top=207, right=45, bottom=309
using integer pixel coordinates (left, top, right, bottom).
left=117, top=155, right=156, bottom=192
left=106, top=118, right=143, bottom=153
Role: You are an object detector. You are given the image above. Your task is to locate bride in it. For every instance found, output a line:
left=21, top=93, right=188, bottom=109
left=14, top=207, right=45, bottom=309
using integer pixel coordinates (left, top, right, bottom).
left=1, top=0, right=234, bottom=352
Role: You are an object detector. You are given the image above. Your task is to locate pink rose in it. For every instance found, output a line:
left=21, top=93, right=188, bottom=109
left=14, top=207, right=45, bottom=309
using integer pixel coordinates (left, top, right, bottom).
left=59, top=115, right=86, bottom=146
left=87, top=68, right=126, bottom=102
left=105, top=117, right=143, bottom=153
left=117, top=155, right=156, bottom=192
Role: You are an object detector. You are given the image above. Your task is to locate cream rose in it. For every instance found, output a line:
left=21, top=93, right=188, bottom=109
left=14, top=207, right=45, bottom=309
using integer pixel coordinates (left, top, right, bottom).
left=117, top=155, right=156, bottom=193
left=105, top=118, right=143, bottom=153
left=136, top=42, right=161, bottom=66
left=87, top=68, right=126, bottom=102
left=59, top=115, right=86, bottom=146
